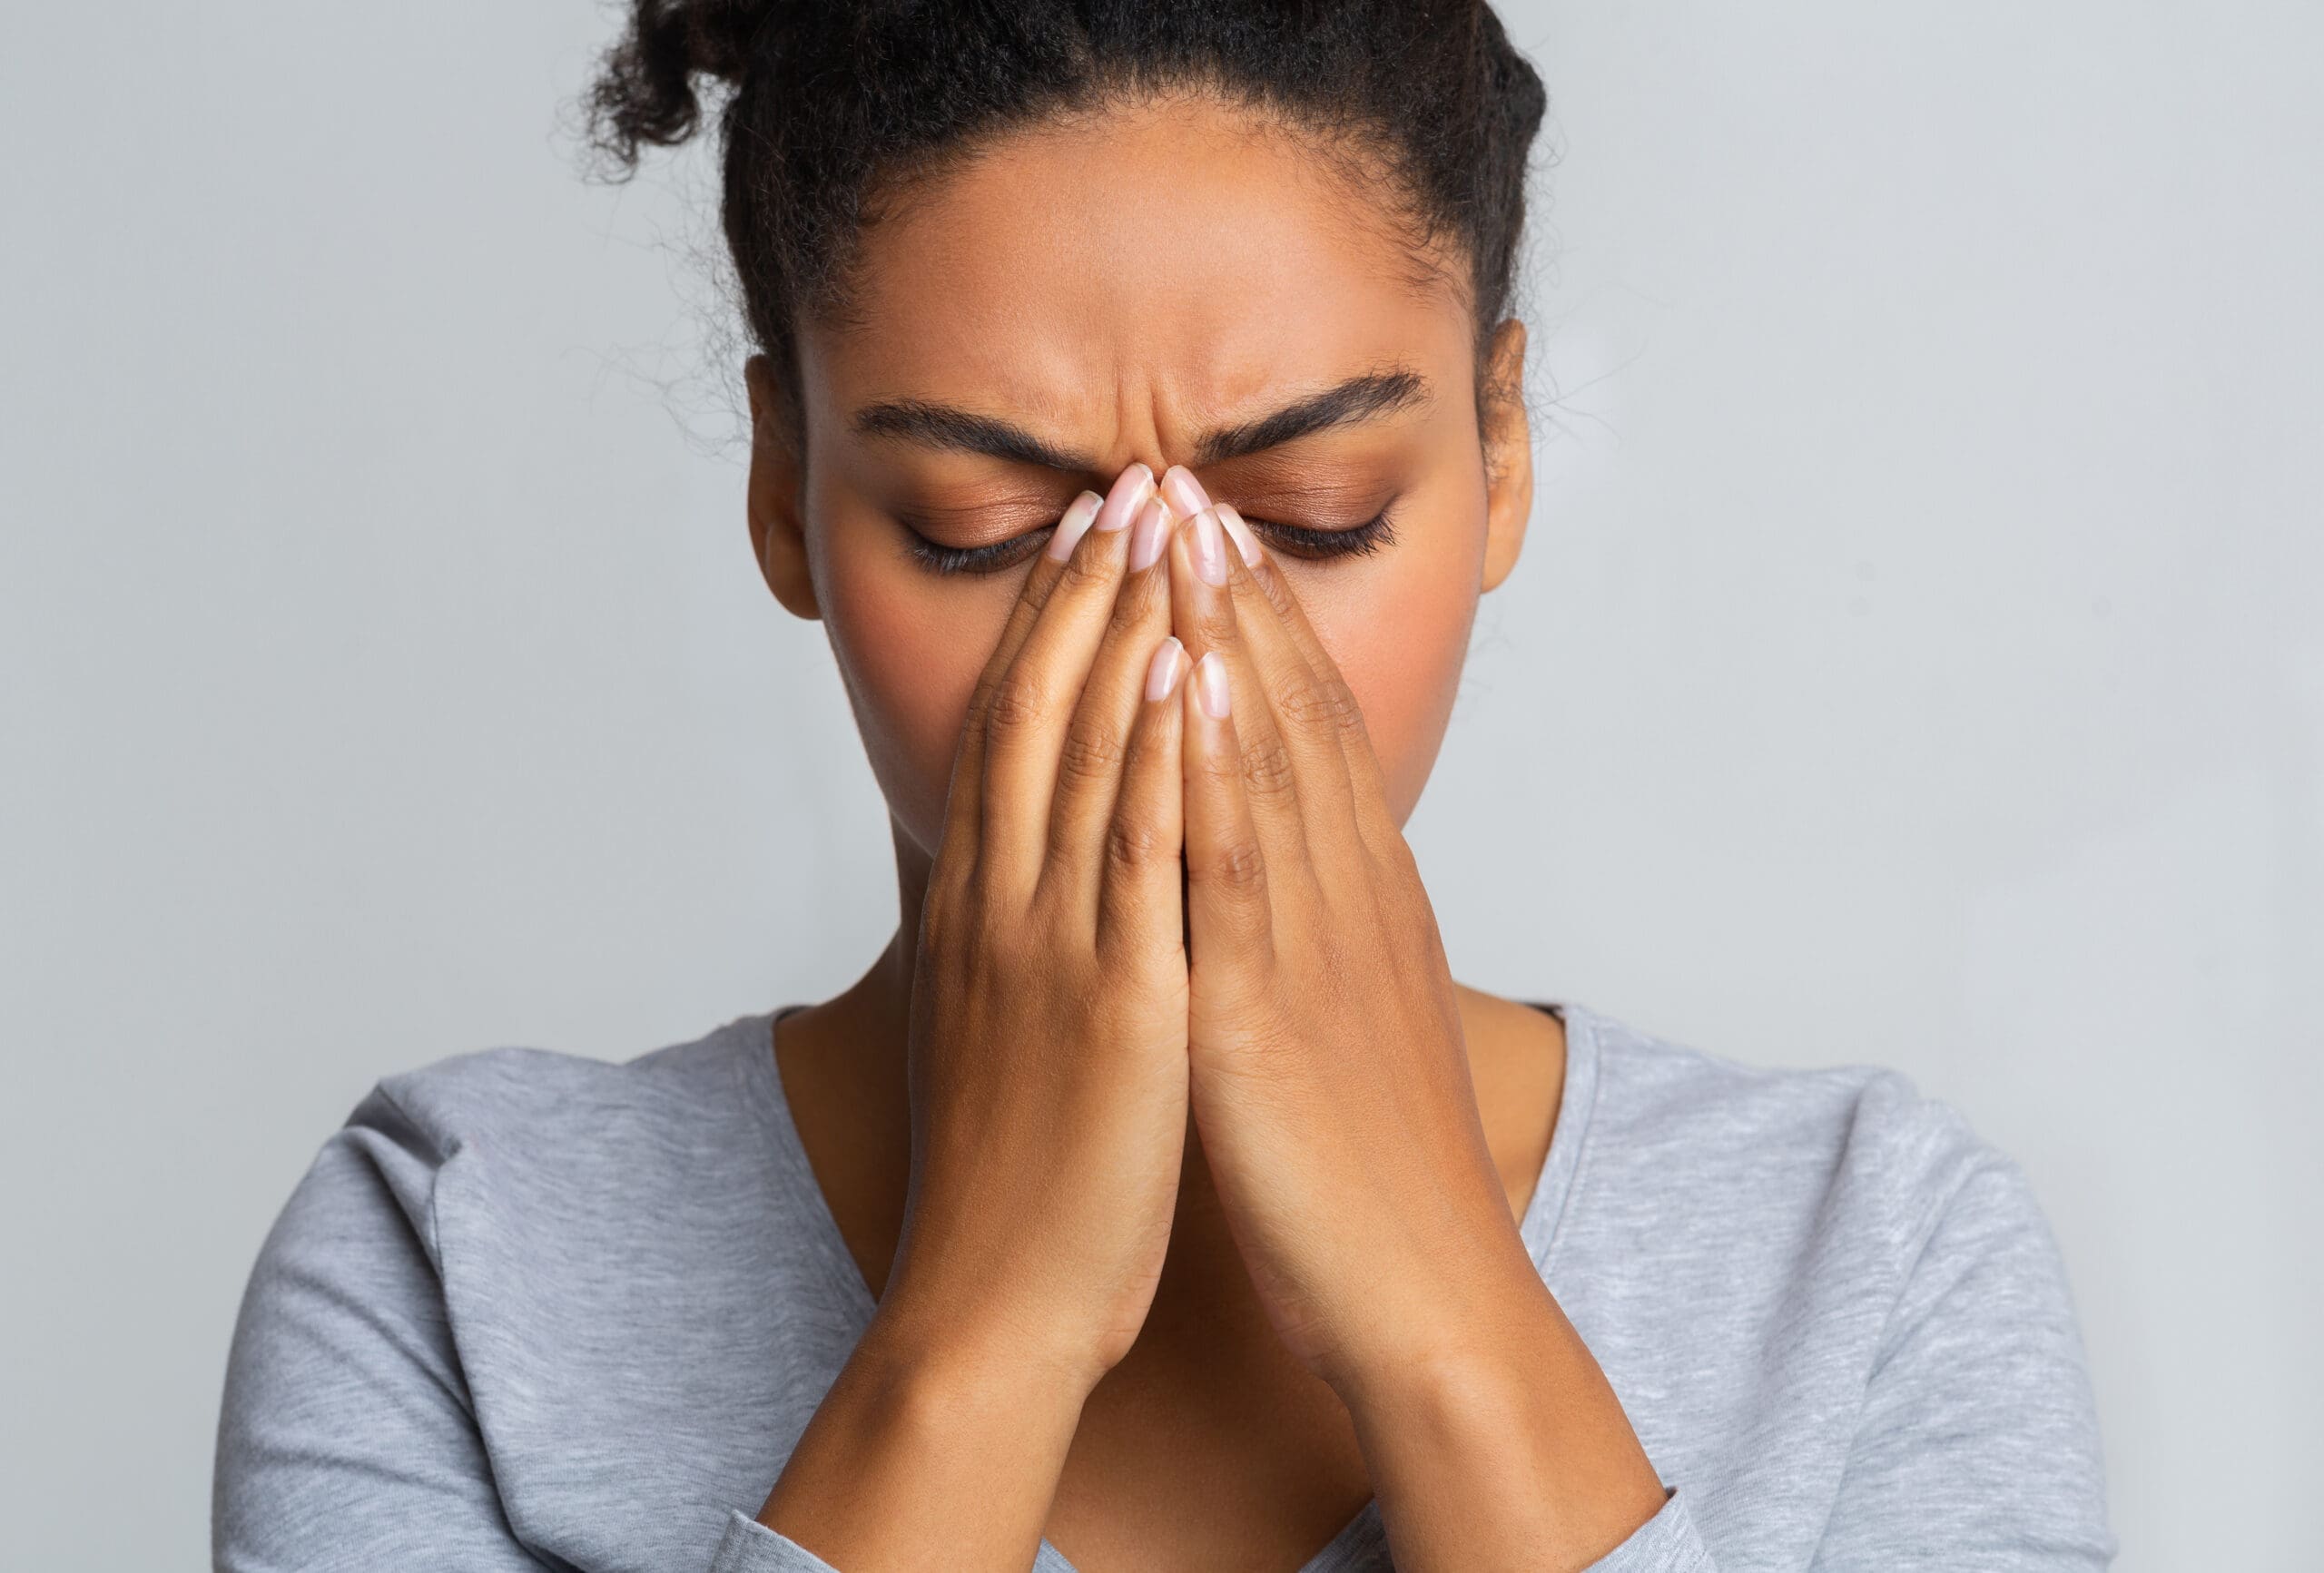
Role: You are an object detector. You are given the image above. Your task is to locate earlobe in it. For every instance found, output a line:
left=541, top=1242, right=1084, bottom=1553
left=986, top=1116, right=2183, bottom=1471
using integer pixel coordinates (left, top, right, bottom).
left=1478, top=319, right=1533, bottom=595
left=744, top=354, right=822, bottom=622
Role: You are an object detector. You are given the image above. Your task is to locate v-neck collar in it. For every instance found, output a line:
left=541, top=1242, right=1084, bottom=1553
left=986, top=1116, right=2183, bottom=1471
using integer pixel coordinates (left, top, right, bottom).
left=734, top=998, right=1606, bottom=1573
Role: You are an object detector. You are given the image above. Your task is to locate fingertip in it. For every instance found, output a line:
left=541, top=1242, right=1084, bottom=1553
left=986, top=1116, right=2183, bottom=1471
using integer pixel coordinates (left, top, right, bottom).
left=1046, top=489, right=1105, bottom=561
left=1128, top=494, right=1174, bottom=575
left=1145, top=634, right=1188, bottom=703
left=1096, top=464, right=1157, bottom=535
left=1160, top=464, right=1210, bottom=518
left=1194, top=650, right=1231, bottom=721
left=1216, top=503, right=1265, bottom=569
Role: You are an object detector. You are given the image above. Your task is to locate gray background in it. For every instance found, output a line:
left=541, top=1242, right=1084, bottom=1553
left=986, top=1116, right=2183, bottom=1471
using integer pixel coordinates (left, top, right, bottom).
left=4, top=3, right=2315, bottom=1567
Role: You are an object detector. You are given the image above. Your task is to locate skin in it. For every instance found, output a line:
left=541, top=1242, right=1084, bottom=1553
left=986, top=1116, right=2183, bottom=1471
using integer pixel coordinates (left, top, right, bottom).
left=741, top=90, right=1668, bottom=1569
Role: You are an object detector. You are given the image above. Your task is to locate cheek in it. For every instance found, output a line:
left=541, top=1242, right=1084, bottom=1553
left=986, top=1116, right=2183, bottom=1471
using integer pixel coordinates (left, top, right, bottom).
left=1293, top=550, right=1477, bottom=827
left=817, top=539, right=1019, bottom=856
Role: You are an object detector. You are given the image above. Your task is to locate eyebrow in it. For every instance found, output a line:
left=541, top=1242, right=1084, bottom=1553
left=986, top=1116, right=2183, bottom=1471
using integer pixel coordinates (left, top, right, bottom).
left=848, top=368, right=1431, bottom=472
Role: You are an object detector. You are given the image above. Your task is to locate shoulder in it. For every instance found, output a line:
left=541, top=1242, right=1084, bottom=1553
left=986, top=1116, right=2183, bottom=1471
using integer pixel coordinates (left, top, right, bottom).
left=1555, top=1002, right=2088, bottom=1362
left=367, top=1017, right=761, bottom=1156
left=256, top=1014, right=772, bottom=1278
left=1552, top=1005, right=2111, bottom=1556
left=1567, top=1003, right=2023, bottom=1249
left=220, top=1016, right=808, bottom=1566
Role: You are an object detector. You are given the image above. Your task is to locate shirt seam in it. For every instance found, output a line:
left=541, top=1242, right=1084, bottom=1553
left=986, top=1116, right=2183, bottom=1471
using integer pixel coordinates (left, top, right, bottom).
left=1535, top=1002, right=1607, bottom=1282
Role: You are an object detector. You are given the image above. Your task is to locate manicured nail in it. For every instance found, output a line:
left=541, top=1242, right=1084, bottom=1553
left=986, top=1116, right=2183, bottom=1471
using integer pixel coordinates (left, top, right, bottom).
left=1145, top=635, right=1187, bottom=702
left=1128, top=495, right=1174, bottom=573
left=1216, top=503, right=1264, bottom=568
left=1094, top=463, right=1156, bottom=534
left=1196, top=651, right=1231, bottom=718
left=1047, top=490, right=1105, bottom=560
left=1160, top=464, right=1210, bottom=520
left=1191, top=507, right=1229, bottom=585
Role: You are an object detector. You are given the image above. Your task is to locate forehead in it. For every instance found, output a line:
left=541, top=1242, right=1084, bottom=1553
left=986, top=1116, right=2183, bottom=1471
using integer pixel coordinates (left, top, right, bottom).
left=802, top=93, right=1472, bottom=442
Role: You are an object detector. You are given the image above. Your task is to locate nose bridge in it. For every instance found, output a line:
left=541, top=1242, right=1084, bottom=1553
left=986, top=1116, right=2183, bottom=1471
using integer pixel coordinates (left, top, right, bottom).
left=1096, top=353, right=1207, bottom=480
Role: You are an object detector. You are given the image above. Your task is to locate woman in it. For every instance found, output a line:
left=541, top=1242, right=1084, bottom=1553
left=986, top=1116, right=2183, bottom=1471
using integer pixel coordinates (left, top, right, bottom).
left=212, top=3, right=2115, bottom=1569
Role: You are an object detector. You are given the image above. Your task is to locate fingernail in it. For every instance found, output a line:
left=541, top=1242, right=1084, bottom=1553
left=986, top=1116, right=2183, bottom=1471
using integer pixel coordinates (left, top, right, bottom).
left=1196, top=651, right=1231, bottom=718
left=1047, top=490, right=1105, bottom=560
left=1094, top=463, right=1156, bottom=534
left=1128, top=495, right=1173, bottom=573
left=1160, top=464, right=1210, bottom=519
left=1191, top=507, right=1228, bottom=585
left=1216, top=503, right=1264, bottom=568
left=1145, top=635, right=1187, bottom=702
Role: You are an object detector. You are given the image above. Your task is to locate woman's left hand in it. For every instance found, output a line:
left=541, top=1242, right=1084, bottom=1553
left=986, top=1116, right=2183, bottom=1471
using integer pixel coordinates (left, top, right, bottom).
left=1157, top=475, right=1531, bottom=1386
left=1158, top=471, right=1669, bottom=1568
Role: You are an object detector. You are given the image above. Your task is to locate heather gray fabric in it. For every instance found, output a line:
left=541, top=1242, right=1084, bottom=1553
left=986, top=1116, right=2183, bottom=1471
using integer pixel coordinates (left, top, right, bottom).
left=212, top=1001, right=2116, bottom=1571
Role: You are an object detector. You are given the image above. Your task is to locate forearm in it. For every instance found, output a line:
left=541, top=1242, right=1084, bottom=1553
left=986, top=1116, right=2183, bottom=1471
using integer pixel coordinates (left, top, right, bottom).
left=1336, top=1253, right=1668, bottom=1573
left=754, top=1306, right=1094, bottom=1571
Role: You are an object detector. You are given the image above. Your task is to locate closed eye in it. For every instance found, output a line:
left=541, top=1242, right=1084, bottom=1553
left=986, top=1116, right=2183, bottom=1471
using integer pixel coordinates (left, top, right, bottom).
left=898, top=505, right=1399, bottom=577
left=1239, top=508, right=1399, bottom=561
left=899, top=524, right=1056, bottom=575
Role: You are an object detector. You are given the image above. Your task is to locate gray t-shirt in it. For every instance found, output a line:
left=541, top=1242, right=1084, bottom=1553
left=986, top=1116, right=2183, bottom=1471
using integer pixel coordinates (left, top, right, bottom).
left=212, top=1001, right=2116, bottom=1571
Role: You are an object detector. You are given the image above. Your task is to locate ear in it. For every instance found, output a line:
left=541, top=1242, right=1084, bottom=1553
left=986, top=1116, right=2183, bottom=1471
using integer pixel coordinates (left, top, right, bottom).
left=1477, top=318, right=1533, bottom=595
left=744, top=353, right=821, bottom=621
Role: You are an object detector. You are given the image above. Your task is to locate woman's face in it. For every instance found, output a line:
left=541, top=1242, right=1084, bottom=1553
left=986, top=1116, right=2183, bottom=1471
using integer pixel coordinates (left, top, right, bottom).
left=748, top=93, right=1532, bottom=863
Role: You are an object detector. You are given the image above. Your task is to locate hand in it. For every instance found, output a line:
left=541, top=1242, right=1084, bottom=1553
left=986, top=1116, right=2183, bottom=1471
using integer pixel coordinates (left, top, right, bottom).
left=879, top=464, right=1194, bottom=1389
left=760, top=465, right=1199, bottom=1567
left=1157, top=467, right=1667, bottom=1568
left=1157, top=471, right=1525, bottom=1385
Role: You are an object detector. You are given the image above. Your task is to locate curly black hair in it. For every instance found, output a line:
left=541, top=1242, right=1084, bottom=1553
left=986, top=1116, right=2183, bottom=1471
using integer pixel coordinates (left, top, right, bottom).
left=586, top=1, right=1551, bottom=437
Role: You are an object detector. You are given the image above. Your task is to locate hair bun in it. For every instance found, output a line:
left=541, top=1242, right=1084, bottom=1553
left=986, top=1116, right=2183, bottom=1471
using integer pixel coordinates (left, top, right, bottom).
left=587, top=0, right=780, bottom=168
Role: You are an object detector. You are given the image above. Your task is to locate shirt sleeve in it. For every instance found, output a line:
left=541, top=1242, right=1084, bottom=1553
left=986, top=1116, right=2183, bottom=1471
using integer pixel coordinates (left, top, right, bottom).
left=1581, top=1485, right=1718, bottom=1571
left=213, top=1086, right=562, bottom=1571
left=711, top=1511, right=850, bottom=1571
left=214, top=1086, right=790, bottom=1572
left=1808, top=1149, right=2119, bottom=1570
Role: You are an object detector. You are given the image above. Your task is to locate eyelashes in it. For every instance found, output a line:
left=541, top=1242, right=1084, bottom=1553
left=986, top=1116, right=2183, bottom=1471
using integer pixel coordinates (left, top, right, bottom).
left=901, top=507, right=1399, bottom=576
left=1247, top=510, right=1399, bottom=561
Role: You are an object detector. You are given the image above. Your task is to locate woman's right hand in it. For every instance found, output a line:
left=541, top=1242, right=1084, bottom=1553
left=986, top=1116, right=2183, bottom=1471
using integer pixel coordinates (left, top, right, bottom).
left=884, top=460, right=1192, bottom=1386
left=758, top=464, right=1192, bottom=1568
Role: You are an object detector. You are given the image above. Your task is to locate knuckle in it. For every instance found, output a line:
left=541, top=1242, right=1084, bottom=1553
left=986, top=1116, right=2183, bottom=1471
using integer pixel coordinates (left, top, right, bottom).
left=1191, top=603, right=1240, bottom=652
left=1197, top=836, right=1268, bottom=895
left=1199, top=742, right=1246, bottom=792
left=1014, top=565, right=1059, bottom=616
left=982, top=667, right=1046, bottom=737
left=1273, top=672, right=1360, bottom=737
left=1242, top=733, right=1298, bottom=799
left=1054, top=539, right=1116, bottom=595
left=1056, top=723, right=1128, bottom=787
left=1103, top=815, right=1166, bottom=875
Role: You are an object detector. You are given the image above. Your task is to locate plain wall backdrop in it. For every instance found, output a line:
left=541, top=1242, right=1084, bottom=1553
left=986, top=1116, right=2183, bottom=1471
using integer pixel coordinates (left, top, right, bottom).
left=4, top=2, right=2316, bottom=1567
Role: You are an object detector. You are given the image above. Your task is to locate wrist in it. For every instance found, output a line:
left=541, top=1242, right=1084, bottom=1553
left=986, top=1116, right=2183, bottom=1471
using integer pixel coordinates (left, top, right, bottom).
left=1331, top=1269, right=1668, bottom=1568
left=862, top=1278, right=1114, bottom=1411
left=756, top=1280, right=1099, bottom=1559
left=1316, top=1217, right=1550, bottom=1402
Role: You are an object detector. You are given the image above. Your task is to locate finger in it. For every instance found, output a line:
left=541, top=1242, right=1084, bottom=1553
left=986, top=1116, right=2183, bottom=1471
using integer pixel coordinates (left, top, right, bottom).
left=979, top=476, right=1156, bottom=888
left=1206, top=503, right=1360, bottom=833
left=1094, top=632, right=1188, bottom=963
left=1167, top=502, right=1317, bottom=898
left=1045, top=492, right=1177, bottom=913
left=1180, top=648, right=1275, bottom=980
left=1216, top=501, right=1399, bottom=847
left=938, top=487, right=1106, bottom=870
